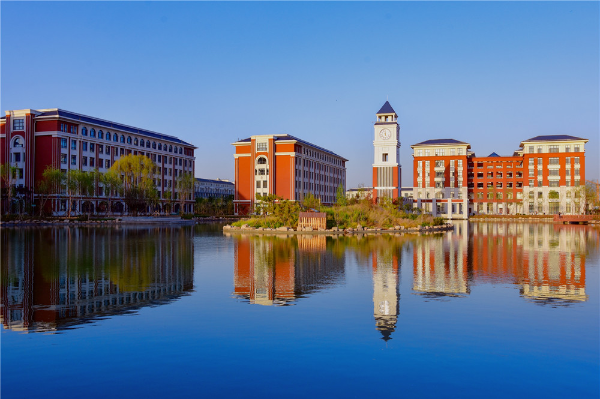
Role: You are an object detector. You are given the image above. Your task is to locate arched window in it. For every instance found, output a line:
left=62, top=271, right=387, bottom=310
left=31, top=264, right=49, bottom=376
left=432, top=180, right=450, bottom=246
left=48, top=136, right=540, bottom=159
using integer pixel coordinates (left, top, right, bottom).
left=98, top=130, right=104, bottom=139
left=152, top=141, right=157, bottom=149
left=113, top=133, right=118, bottom=142
left=158, top=143, right=163, bottom=151
left=120, top=135, right=125, bottom=143
left=127, top=136, right=132, bottom=144
left=12, top=136, right=23, bottom=148
left=146, top=141, right=151, bottom=148
left=106, top=132, right=111, bottom=141
left=135, top=138, right=139, bottom=146
left=179, top=147, right=183, bottom=154
left=82, top=127, right=88, bottom=136
left=257, top=157, right=267, bottom=165
left=90, top=128, right=96, bottom=137
left=169, top=145, right=173, bottom=152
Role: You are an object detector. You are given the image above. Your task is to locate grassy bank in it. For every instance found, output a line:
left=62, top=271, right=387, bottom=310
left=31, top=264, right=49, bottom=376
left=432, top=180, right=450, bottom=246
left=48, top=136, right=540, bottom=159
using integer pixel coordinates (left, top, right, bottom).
left=232, top=201, right=445, bottom=230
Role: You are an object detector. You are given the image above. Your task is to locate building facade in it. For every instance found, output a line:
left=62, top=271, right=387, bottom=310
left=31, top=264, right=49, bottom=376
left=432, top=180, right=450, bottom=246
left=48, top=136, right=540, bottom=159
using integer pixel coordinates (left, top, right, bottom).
left=232, top=134, right=347, bottom=215
left=1, top=108, right=196, bottom=214
left=411, top=135, right=588, bottom=217
left=194, top=178, right=234, bottom=199
left=372, top=101, right=401, bottom=202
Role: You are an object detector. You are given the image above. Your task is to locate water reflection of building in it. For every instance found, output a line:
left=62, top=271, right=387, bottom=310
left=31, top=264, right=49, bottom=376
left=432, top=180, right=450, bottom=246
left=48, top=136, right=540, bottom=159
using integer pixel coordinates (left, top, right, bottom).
left=413, top=224, right=469, bottom=296
left=1, top=227, right=194, bottom=332
left=414, top=222, right=592, bottom=304
left=372, top=250, right=400, bottom=341
left=232, top=235, right=344, bottom=306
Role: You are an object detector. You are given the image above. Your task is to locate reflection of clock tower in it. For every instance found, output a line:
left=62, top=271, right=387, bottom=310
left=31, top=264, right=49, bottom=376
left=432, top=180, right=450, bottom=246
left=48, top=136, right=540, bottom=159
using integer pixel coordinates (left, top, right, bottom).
left=372, top=101, right=401, bottom=202
left=372, top=250, right=400, bottom=342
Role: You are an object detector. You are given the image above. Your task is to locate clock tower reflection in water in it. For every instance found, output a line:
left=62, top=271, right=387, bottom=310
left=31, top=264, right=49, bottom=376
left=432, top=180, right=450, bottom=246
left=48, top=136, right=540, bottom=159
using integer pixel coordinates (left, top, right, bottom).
left=371, top=247, right=401, bottom=341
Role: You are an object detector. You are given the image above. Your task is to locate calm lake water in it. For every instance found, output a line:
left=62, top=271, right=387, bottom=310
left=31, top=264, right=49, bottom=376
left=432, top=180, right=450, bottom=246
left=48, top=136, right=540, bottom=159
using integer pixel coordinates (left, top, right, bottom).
left=2, top=222, right=599, bottom=398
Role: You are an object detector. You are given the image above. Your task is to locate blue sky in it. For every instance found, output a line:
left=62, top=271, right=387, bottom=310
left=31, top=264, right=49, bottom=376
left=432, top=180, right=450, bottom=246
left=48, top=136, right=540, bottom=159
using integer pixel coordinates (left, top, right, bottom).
left=2, top=2, right=598, bottom=186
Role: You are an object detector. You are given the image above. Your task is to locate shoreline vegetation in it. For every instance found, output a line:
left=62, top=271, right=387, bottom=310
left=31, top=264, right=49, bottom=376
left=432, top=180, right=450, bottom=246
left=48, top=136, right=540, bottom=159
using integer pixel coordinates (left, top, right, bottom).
left=226, top=193, right=450, bottom=234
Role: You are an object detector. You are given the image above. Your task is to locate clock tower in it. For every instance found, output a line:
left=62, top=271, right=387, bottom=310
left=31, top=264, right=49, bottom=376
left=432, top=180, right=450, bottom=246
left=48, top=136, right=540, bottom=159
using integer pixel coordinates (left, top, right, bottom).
left=373, top=101, right=401, bottom=202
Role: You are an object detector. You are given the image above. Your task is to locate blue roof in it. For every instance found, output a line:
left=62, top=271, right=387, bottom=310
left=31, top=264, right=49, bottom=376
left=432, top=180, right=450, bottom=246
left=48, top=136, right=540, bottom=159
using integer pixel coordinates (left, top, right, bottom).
left=412, top=138, right=469, bottom=146
left=195, top=178, right=234, bottom=185
left=488, top=152, right=500, bottom=157
left=523, top=135, right=587, bottom=142
left=377, top=101, right=396, bottom=114
left=38, top=109, right=195, bottom=147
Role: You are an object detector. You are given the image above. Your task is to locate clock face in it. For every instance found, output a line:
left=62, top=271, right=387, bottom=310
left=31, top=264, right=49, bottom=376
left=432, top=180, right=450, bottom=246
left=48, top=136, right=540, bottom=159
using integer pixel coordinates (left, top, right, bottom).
left=379, top=129, right=391, bottom=140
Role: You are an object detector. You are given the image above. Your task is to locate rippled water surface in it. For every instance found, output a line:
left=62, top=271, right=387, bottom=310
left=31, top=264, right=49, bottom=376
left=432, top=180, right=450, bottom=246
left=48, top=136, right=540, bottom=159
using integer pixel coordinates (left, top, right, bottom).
left=2, top=222, right=599, bottom=398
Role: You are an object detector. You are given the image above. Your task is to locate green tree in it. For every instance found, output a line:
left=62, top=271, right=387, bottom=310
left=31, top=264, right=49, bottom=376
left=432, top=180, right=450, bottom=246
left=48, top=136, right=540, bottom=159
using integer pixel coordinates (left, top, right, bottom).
left=302, top=192, right=321, bottom=210
left=37, top=166, right=65, bottom=216
left=0, top=163, right=18, bottom=214
left=335, top=184, right=347, bottom=206
left=110, top=154, right=156, bottom=215
left=176, top=172, right=195, bottom=215
left=584, top=180, right=599, bottom=214
left=101, top=170, right=123, bottom=216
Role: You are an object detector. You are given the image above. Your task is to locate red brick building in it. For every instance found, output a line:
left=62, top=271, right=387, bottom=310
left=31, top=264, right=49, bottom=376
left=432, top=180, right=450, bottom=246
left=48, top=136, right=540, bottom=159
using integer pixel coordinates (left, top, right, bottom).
left=411, top=135, right=588, bottom=217
left=232, top=134, right=347, bottom=215
left=1, top=108, right=196, bottom=214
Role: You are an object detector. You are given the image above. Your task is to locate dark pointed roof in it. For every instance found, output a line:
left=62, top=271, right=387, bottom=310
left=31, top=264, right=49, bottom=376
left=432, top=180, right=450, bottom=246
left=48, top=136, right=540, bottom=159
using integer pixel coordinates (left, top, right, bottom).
left=488, top=152, right=500, bottom=157
left=376, top=101, right=396, bottom=115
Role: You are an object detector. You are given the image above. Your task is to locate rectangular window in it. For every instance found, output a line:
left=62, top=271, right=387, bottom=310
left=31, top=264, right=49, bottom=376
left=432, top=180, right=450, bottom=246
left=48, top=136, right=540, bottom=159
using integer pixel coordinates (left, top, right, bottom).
left=98, top=144, right=103, bottom=154
left=71, top=140, right=77, bottom=150
left=71, top=155, right=77, bottom=165
left=82, top=142, right=88, bottom=151
left=120, top=148, right=124, bottom=156
left=549, top=145, right=559, bottom=153
left=477, top=172, right=483, bottom=179
left=435, top=160, right=444, bottom=168
left=565, top=145, right=570, bottom=153
left=549, top=169, right=560, bottom=176
left=575, top=179, right=580, bottom=186
left=458, top=160, right=463, bottom=167
left=450, top=149, right=455, bottom=156
left=537, top=146, right=543, bottom=153
left=528, top=146, right=534, bottom=153
left=382, top=153, right=388, bottom=162
left=417, top=149, right=423, bottom=157
left=574, top=157, right=580, bottom=165
left=90, top=143, right=95, bottom=153
left=574, top=145, right=580, bottom=152
left=528, top=180, right=534, bottom=187
left=61, top=138, right=67, bottom=148
left=90, top=158, right=95, bottom=167
left=61, top=154, right=67, bottom=164
left=263, top=181, right=268, bottom=188
left=549, top=157, right=559, bottom=165
left=549, top=181, right=559, bottom=187
left=13, top=153, right=21, bottom=162
left=537, top=158, right=542, bottom=166
left=257, top=142, right=268, bottom=152
left=82, top=156, right=88, bottom=166
left=13, top=119, right=25, bottom=130
left=575, top=169, right=580, bottom=176
left=105, top=160, right=110, bottom=168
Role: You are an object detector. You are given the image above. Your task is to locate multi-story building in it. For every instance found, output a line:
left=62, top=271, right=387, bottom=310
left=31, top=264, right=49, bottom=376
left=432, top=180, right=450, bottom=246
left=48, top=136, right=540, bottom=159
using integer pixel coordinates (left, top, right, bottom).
left=372, top=101, right=401, bottom=201
left=1, top=108, right=196, bottom=214
left=411, top=135, right=588, bottom=217
left=194, top=178, right=234, bottom=199
left=232, top=134, right=347, bottom=215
